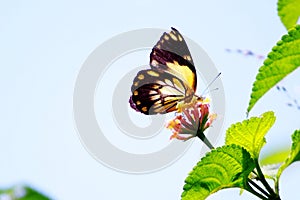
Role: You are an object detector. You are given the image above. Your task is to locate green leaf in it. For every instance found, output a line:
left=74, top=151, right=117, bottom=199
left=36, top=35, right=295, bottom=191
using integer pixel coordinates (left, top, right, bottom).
left=181, top=145, right=255, bottom=200
left=0, top=185, right=50, bottom=200
left=225, top=111, right=276, bottom=159
left=277, top=130, right=300, bottom=179
left=247, top=25, right=300, bottom=113
left=278, top=0, right=300, bottom=30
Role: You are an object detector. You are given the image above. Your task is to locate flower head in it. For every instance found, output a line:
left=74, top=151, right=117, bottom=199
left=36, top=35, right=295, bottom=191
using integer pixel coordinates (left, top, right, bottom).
left=166, top=98, right=216, bottom=142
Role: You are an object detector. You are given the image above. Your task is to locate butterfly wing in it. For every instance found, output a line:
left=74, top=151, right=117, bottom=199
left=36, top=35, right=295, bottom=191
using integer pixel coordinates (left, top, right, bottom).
left=130, top=69, right=193, bottom=115
left=129, top=28, right=197, bottom=115
left=150, top=48, right=197, bottom=92
left=152, top=27, right=194, bottom=66
left=150, top=27, right=197, bottom=91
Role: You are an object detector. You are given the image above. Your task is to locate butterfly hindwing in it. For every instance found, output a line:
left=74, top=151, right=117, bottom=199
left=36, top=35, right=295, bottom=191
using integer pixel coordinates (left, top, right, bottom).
left=130, top=69, right=190, bottom=115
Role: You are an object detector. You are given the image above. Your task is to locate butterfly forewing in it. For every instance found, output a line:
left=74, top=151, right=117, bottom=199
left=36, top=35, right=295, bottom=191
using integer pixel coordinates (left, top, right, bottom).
left=150, top=28, right=197, bottom=91
left=150, top=48, right=197, bottom=92
left=152, top=27, right=194, bottom=66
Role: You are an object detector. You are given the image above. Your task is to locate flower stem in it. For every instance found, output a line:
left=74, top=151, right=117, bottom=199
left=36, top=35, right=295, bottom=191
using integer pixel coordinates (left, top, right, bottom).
left=275, top=178, right=279, bottom=196
left=197, top=131, right=214, bottom=150
left=254, top=159, right=279, bottom=199
left=246, top=182, right=269, bottom=200
left=248, top=178, right=270, bottom=198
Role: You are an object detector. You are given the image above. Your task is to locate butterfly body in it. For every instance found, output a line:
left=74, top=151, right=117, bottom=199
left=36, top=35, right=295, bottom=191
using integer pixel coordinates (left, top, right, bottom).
left=130, top=28, right=200, bottom=115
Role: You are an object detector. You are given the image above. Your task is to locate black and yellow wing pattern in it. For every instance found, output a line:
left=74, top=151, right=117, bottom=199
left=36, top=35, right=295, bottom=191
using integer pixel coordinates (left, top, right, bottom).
left=130, top=28, right=198, bottom=115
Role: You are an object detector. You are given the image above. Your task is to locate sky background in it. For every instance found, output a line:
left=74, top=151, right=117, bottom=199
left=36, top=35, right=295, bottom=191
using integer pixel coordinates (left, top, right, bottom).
left=1, top=0, right=300, bottom=199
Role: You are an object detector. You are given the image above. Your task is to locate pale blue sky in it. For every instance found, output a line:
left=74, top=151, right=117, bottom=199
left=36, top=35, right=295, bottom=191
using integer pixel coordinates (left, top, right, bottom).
left=1, top=0, right=299, bottom=199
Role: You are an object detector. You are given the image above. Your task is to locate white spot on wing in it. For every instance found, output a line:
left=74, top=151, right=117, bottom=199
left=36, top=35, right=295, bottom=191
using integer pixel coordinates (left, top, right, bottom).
left=170, top=33, right=178, bottom=41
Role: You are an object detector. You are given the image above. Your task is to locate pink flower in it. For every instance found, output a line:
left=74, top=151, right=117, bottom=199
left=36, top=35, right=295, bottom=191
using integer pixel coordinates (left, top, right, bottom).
left=166, top=99, right=216, bottom=148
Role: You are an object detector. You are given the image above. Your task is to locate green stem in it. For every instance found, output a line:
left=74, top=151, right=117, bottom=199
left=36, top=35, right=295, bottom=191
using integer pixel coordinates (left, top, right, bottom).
left=275, top=177, right=279, bottom=196
left=252, top=170, right=258, bottom=176
left=254, top=159, right=278, bottom=199
left=197, top=131, right=214, bottom=150
left=248, top=178, right=270, bottom=198
left=246, top=182, right=269, bottom=200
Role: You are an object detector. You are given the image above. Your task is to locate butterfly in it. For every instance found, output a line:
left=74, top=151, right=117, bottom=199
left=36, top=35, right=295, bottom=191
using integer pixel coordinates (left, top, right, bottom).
left=129, top=27, right=203, bottom=115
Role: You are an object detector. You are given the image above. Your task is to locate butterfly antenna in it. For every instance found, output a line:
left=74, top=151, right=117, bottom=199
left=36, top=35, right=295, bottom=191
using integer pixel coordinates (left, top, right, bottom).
left=201, top=72, right=221, bottom=97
